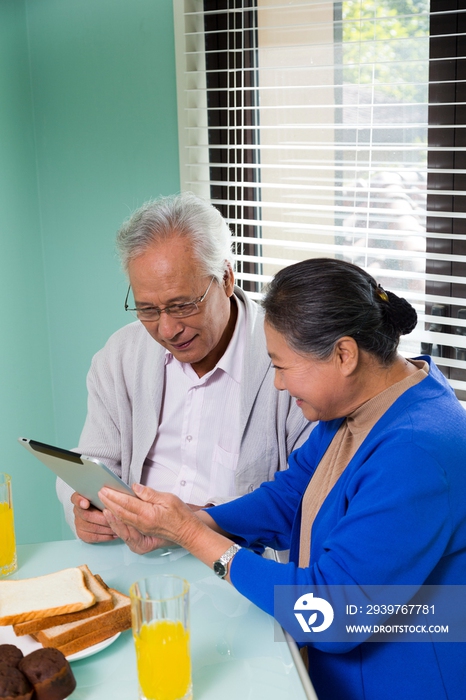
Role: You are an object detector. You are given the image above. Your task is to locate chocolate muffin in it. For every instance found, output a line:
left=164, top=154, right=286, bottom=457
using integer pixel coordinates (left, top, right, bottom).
left=0, top=663, right=34, bottom=700
left=0, top=646, right=23, bottom=669
left=19, top=648, right=76, bottom=700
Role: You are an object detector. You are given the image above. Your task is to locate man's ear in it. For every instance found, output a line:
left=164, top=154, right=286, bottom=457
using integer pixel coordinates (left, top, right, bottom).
left=223, top=261, right=235, bottom=297
left=334, top=336, right=359, bottom=377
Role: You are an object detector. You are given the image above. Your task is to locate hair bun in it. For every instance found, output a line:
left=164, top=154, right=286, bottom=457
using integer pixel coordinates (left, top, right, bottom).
left=384, top=291, right=417, bottom=335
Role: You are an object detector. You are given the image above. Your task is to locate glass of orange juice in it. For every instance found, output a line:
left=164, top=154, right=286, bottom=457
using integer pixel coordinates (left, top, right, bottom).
left=0, top=473, right=17, bottom=577
left=130, top=574, right=192, bottom=700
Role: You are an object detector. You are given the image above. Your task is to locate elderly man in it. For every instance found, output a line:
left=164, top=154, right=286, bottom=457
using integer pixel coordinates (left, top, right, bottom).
left=57, top=192, right=312, bottom=544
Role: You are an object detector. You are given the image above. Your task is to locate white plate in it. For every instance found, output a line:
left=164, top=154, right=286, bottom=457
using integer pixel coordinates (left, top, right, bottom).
left=0, top=626, right=120, bottom=661
left=67, top=632, right=120, bottom=661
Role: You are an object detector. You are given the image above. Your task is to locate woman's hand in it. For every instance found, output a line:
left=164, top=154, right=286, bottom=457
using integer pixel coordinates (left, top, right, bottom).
left=98, top=483, right=237, bottom=580
left=99, top=483, right=204, bottom=551
left=102, top=510, right=175, bottom=554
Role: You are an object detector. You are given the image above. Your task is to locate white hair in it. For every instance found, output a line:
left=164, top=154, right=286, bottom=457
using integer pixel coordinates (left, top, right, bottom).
left=116, top=192, right=235, bottom=282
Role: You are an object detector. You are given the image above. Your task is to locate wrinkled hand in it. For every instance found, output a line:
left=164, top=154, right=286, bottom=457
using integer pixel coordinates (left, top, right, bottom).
left=103, top=510, right=175, bottom=554
left=100, top=485, right=237, bottom=579
left=71, top=491, right=118, bottom=543
left=99, top=484, right=203, bottom=550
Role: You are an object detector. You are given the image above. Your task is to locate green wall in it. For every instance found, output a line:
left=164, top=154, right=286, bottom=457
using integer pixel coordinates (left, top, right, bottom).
left=0, top=0, right=180, bottom=544
left=0, top=0, right=57, bottom=544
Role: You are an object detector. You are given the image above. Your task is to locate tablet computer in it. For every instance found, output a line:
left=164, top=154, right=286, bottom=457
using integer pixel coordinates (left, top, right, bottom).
left=18, top=437, right=135, bottom=511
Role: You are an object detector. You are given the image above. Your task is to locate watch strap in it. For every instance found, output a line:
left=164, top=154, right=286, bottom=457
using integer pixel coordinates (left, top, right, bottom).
left=213, top=543, right=241, bottom=578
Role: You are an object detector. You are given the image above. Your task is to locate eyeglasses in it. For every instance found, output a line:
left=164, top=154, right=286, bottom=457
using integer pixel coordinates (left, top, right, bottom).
left=124, top=276, right=215, bottom=322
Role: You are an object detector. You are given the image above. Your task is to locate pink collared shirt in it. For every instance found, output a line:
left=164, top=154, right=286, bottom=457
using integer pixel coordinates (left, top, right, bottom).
left=141, top=297, right=245, bottom=505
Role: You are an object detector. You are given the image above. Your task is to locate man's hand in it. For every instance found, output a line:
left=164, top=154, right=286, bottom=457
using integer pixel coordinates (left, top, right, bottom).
left=71, top=492, right=119, bottom=543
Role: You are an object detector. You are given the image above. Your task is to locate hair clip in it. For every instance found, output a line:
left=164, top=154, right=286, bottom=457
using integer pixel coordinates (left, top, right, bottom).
left=376, top=284, right=389, bottom=303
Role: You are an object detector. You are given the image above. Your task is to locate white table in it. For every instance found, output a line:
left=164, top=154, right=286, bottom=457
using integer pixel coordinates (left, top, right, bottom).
left=8, top=540, right=317, bottom=700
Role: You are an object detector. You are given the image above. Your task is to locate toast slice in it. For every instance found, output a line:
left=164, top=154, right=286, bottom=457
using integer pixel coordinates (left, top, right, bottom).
left=35, top=588, right=131, bottom=656
left=0, top=567, right=96, bottom=625
left=13, top=565, right=114, bottom=636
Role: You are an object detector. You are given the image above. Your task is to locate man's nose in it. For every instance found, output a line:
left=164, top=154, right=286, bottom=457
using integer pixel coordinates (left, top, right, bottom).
left=156, top=311, right=185, bottom=339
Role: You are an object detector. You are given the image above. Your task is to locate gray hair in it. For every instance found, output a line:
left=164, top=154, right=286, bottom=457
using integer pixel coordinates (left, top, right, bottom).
left=262, top=258, right=417, bottom=366
left=116, top=192, right=235, bottom=281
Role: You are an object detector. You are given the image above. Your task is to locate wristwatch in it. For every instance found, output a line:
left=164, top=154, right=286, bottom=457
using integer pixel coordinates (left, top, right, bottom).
left=213, top=544, right=241, bottom=579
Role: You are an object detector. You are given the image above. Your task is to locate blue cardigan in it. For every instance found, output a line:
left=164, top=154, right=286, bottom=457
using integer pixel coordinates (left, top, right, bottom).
left=208, top=357, right=466, bottom=700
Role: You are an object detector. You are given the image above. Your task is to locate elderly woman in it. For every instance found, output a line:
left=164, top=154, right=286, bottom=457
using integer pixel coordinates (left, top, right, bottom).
left=100, top=258, right=466, bottom=700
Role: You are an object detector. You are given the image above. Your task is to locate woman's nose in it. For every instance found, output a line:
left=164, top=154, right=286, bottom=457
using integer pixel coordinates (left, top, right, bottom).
left=273, top=369, right=286, bottom=391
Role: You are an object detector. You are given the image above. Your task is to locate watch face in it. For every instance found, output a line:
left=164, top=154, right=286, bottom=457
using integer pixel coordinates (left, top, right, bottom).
left=213, top=561, right=227, bottom=578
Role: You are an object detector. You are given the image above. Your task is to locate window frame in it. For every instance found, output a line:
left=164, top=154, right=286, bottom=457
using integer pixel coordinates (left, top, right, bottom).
left=425, top=0, right=466, bottom=397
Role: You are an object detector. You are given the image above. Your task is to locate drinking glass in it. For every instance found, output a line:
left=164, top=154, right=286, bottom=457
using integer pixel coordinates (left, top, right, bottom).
left=130, top=574, right=192, bottom=700
left=0, top=473, right=17, bottom=577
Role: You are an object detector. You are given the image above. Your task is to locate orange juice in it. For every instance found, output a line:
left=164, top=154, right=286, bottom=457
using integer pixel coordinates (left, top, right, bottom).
left=134, top=619, right=191, bottom=700
left=0, top=500, right=16, bottom=575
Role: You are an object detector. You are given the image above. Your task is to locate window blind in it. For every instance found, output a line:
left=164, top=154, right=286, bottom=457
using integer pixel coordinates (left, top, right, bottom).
left=174, top=0, right=466, bottom=400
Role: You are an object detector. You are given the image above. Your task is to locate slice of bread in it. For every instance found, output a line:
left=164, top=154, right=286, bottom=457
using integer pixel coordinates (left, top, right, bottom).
left=35, top=588, right=131, bottom=656
left=43, top=619, right=126, bottom=657
left=13, top=565, right=114, bottom=636
left=0, top=568, right=96, bottom=626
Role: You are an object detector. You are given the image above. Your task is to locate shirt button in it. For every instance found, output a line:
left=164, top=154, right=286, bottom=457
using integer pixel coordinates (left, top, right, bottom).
left=186, top=435, right=192, bottom=442
left=180, top=480, right=186, bottom=486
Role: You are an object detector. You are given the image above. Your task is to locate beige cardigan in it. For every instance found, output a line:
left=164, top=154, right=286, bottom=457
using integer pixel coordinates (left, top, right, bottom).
left=57, top=287, right=313, bottom=534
